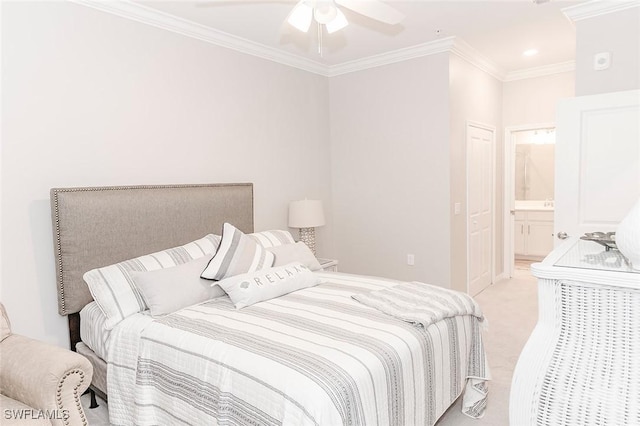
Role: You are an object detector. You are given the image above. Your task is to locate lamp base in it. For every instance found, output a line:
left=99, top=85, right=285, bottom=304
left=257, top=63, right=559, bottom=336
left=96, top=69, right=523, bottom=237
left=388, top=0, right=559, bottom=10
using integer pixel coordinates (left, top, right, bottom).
left=299, top=227, right=316, bottom=255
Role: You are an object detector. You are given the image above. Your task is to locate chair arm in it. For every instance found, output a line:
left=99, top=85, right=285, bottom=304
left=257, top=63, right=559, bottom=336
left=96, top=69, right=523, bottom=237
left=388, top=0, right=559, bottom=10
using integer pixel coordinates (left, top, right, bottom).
left=0, top=334, right=93, bottom=426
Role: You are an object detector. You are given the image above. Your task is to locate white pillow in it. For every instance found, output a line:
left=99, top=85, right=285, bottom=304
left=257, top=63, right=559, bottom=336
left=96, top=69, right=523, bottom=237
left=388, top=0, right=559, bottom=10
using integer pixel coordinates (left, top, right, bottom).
left=84, top=234, right=220, bottom=330
left=267, top=242, right=322, bottom=271
left=201, top=223, right=275, bottom=281
left=131, top=256, right=226, bottom=317
left=217, top=262, right=320, bottom=309
left=248, top=229, right=295, bottom=248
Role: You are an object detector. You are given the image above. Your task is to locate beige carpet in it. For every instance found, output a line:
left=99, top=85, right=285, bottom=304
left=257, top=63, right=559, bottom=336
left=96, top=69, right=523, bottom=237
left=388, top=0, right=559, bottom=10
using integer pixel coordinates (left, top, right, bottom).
left=81, top=265, right=539, bottom=426
left=435, top=264, right=538, bottom=425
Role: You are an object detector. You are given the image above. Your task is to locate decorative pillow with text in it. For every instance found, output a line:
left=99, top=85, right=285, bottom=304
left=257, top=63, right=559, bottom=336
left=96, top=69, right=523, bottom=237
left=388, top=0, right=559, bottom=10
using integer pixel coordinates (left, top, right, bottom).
left=217, top=262, right=320, bottom=309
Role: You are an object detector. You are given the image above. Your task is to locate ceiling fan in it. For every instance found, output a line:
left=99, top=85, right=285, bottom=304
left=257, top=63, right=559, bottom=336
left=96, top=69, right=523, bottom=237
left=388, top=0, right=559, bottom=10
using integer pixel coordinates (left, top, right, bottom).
left=287, top=0, right=405, bottom=34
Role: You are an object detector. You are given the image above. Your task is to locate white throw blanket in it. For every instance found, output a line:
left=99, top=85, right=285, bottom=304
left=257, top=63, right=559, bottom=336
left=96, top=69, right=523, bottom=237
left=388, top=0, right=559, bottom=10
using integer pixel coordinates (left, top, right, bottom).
left=352, top=281, right=489, bottom=419
left=352, top=281, right=484, bottom=330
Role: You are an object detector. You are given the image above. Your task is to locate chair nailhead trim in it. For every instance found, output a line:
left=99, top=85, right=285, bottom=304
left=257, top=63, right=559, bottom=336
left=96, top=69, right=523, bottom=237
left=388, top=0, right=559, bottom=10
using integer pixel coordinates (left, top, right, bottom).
left=56, top=369, right=87, bottom=426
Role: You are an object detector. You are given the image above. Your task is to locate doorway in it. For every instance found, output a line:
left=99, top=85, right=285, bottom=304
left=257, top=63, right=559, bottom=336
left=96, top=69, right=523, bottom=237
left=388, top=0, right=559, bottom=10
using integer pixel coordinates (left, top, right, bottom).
left=467, top=122, right=495, bottom=296
left=504, top=123, right=556, bottom=278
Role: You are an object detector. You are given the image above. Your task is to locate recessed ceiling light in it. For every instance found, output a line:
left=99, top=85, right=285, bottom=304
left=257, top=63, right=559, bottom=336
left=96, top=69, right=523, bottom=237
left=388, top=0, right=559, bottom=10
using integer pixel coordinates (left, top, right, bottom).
left=523, top=49, right=539, bottom=57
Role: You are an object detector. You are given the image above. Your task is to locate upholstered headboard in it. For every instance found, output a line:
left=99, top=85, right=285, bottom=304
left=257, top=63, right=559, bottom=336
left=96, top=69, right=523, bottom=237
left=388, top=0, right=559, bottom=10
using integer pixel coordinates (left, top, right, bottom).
left=50, top=183, right=254, bottom=317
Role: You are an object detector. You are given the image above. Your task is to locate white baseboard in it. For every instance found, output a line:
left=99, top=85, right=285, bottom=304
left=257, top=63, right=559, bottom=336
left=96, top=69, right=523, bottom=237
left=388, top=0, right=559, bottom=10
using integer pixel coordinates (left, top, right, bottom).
left=494, top=272, right=508, bottom=282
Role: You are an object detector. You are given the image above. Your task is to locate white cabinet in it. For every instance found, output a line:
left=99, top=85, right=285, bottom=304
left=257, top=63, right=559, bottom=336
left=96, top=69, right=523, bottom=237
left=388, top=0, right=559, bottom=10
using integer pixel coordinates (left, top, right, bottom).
left=514, top=211, right=554, bottom=259
left=514, top=219, right=526, bottom=255
left=510, top=238, right=640, bottom=426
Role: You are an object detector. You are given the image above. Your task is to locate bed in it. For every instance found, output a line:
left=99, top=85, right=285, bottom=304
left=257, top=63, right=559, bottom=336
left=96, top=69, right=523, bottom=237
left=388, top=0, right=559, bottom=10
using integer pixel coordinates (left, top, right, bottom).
left=50, top=183, right=490, bottom=425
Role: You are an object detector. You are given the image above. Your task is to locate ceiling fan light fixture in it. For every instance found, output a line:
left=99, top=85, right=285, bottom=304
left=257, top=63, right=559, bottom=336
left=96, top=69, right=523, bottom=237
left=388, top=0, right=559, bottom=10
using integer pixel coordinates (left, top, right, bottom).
left=288, top=2, right=313, bottom=33
left=326, top=9, right=348, bottom=34
left=314, top=2, right=338, bottom=24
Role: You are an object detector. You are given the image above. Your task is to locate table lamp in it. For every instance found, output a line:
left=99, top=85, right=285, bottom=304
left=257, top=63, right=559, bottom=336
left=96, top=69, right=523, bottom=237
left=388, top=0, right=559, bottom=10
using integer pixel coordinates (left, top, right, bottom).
left=288, top=199, right=325, bottom=254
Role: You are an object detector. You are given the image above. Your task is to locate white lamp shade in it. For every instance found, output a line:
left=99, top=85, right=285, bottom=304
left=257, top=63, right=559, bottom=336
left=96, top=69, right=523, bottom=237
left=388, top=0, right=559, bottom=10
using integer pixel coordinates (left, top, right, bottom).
left=313, top=1, right=337, bottom=24
left=326, top=9, right=348, bottom=34
left=288, top=200, right=325, bottom=228
left=287, top=1, right=313, bottom=33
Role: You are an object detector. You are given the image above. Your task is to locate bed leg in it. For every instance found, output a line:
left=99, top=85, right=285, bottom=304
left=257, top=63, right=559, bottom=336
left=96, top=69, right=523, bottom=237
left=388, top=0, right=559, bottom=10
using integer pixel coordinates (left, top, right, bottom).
left=81, top=388, right=99, bottom=409
left=89, top=389, right=99, bottom=409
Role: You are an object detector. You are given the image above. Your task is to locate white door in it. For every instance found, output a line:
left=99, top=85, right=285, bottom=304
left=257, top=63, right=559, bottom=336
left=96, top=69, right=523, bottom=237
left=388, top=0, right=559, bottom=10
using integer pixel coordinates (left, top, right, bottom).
left=468, top=123, right=494, bottom=296
left=555, top=90, right=640, bottom=242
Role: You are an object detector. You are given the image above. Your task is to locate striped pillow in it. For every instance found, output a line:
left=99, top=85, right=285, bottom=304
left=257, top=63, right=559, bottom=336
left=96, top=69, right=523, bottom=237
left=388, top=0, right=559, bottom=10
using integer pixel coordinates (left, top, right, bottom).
left=249, top=229, right=295, bottom=248
left=201, top=223, right=275, bottom=281
left=84, top=234, right=220, bottom=330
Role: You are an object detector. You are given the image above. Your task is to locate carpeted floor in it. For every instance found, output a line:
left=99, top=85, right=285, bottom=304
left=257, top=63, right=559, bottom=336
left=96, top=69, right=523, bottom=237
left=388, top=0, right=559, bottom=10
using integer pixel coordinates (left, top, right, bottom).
left=81, top=264, right=539, bottom=426
left=434, top=262, right=538, bottom=425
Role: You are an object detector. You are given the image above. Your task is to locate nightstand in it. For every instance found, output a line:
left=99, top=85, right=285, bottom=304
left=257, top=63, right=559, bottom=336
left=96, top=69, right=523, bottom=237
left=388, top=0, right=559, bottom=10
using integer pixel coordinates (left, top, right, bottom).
left=317, top=258, right=338, bottom=272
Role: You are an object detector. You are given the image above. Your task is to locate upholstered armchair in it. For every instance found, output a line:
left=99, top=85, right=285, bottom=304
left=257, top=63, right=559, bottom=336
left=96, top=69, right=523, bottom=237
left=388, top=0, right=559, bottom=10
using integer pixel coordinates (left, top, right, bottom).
left=0, top=303, right=93, bottom=426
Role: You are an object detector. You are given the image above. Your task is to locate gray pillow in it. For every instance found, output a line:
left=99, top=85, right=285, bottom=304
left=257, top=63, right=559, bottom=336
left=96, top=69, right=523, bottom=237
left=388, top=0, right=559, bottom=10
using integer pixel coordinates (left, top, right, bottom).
left=267, top=242, right=322, bottom=271
left=84, top=234, right=220, bottom=329
left=131, top=256, right=226, bottom=317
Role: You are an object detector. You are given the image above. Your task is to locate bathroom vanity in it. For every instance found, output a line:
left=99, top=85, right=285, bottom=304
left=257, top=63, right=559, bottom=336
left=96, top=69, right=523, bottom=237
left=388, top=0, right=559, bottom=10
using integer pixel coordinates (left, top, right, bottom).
left=514, top=200, right=554, bottom=260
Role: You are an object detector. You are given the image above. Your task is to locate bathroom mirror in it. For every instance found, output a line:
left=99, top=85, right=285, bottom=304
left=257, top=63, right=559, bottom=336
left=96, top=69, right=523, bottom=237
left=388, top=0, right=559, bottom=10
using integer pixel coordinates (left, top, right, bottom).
left=514, top=128, right=555, bottom=201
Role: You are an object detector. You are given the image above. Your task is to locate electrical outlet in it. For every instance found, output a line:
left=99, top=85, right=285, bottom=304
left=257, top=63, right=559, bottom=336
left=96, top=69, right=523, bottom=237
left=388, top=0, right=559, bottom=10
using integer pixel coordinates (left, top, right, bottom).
left=407, top=254, right=415, bottom=266
left=594, top=52, right=611, bottom=70
left=454, top=203, right=461, bottom=215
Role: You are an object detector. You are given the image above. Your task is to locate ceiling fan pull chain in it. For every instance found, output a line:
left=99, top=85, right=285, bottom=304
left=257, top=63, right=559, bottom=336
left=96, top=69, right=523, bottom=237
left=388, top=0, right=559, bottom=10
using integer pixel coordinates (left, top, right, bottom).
left=317, top=22, right=323, bottom=57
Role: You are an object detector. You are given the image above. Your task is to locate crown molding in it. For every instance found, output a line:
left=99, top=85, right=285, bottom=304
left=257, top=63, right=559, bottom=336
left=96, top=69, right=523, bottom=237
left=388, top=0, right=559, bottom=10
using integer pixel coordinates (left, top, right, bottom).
left=328, top=37, right=509, bottom=79
left=563, top=0, right=640, bottom=22
left=504, top=60, right=575, bottom=82
left=449, top=38, right=506, bottom=81
left=69, top=0, right=329, bottom=76
left=69, top=0, right=573, bottom=82
left=327, top=37, right=456, bottom=77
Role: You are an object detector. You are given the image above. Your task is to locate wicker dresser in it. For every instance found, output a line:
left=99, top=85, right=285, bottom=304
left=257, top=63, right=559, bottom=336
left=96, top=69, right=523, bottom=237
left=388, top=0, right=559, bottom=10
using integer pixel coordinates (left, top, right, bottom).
left=510, top=238, right=640, bottom=426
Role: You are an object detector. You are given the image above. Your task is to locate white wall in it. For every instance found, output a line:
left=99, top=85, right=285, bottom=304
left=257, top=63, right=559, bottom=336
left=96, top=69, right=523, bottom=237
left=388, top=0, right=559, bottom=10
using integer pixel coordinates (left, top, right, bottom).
left=448, top=54, right=503, bottom=292
left=503, top=71, right=575, bottom=127
left=329, top=54, right=452, bottom=285
left=575, top=7, right=640, bottom=96
left=1, top=1, right=331, bottom=347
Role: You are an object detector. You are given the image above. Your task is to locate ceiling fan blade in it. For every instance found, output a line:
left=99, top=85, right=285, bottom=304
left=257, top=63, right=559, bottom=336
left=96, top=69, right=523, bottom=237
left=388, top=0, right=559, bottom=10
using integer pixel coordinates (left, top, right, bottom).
left=335, top=0, right=404, bottom=25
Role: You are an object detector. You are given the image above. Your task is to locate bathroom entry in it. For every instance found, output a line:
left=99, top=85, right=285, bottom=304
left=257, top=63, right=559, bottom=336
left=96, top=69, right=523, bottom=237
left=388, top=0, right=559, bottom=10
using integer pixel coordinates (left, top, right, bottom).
left=504, top=125, right=556, bottom=277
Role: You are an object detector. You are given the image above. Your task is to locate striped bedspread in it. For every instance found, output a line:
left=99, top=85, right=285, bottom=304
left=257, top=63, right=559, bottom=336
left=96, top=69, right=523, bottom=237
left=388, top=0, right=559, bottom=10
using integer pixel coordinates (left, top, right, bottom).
left=107, top=272, right=490, bottom=425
